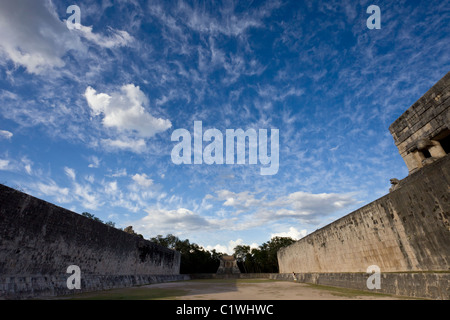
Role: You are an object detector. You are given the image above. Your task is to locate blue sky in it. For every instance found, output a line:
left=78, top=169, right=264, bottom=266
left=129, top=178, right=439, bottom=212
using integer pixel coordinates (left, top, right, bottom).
left=0, top=0, right=449, bottom=253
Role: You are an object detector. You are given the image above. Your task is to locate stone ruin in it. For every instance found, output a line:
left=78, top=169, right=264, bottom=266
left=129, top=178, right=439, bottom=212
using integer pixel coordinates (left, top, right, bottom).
left=389, top=74, right=450, bottom=174
left=216, top=255, right=241, bottom=274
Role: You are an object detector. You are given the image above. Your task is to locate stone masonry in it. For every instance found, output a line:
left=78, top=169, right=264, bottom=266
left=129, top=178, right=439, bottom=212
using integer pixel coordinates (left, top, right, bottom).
left=0, top=184, right=183, bottom=299
left=278, top=72, right=450, bottom=278
left=389, top=72, right=450, bottom=174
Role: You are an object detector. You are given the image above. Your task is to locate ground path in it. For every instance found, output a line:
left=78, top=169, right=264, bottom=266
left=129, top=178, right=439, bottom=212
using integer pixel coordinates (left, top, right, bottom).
left=64, top=279, right=412, bottom=300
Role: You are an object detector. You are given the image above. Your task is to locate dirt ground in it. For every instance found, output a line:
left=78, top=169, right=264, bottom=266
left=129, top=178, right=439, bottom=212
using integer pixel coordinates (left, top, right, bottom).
left=145, top=279, right=404, bottom=300
left=66, top=279, right=411, bottom=300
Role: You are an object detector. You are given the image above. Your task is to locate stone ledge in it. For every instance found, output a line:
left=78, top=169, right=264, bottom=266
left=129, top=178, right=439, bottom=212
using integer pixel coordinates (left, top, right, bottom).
left=189, top=272, right=449, bottom=299
left=276, top=272, right=450, bottom=300
left=0, top=274, right=189, bottom=300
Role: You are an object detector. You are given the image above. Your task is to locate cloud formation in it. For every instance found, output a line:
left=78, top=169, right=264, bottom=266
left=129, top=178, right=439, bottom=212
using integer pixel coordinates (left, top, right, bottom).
left=85, top=84, right=172, bottom=152
left=212, top=189, right=358, bottom=222
left=271, top=227, right=307, bottom=240
left=1, top=0, right=449, bottom=253
left=0, top=0, right=132, bottom=75
left=0, top=130, right=13, bottom=140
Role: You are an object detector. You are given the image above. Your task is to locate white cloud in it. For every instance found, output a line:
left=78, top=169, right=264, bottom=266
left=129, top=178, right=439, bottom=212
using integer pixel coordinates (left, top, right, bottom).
left=0, top=159, right=10, bottom=170
left=104, top=181, right=118, bottom=195
left=101, top=138, right=147, bottom=153
left=205, top=239, right=259, bottom=255
left=272, top=191, right=357, bottom=217
left=214, top=189, right=356, bottom=219
left=133, top=207, right=213, bottom=237
left=88, top=156, right=100, bottom=168
left=0, top=0, right=132, bottom=75
left=64, top=167, right=76, bottom=181
left=0, top=130, right=13, bottom=140
left=210, top=189, right=358, bottom=228
left=24, top=164, right=32, bottom=175
left=77, top=25, right=133, bottom=48
left=0, top=0, right=79, bottom=74
left=73, top=182, right=101, bottom=210
left=270, top=227, right=307, bottom=240
left=85, top=84, right=172, bottom=138
left=132, top=173, right=153, bottom=188
left=35, top=180, right=71, bottom=203
left=215, top=190, right=264, bottom=212
left=108, top=168, right=128, bottom=178
left=85, top=84, right=172, bottom=153
left=161, top=0, right=282, bottom=37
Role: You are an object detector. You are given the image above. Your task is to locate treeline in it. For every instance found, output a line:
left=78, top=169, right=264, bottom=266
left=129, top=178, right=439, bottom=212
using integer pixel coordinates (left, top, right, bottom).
left=80, top=212, right=296, bottom=274
left=150, top=234, right=296, bottom=274
left=150, top=234, right=221, bottom=274
left=81, top=212, right=116, bottom=228
left=234, top=237, right=296, bottom=273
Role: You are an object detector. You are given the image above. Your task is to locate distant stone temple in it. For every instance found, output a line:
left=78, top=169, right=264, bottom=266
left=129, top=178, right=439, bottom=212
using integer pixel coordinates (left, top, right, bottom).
left=216, top=255, right=241, bottom=274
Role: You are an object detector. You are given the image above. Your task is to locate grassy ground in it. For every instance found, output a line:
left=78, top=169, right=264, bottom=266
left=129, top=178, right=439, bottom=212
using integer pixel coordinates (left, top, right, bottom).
left=58, top=279, right=415, bottom=300
left=304, top=283, right=420, bottom=299
left=65, top=287, right=189, bottom=300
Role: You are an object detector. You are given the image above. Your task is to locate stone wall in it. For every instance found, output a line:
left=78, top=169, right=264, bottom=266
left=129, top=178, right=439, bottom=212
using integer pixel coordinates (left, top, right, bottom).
left=278, top=154, right=450, bottom=274
left=189, top=273, right=449, bottom=299
left=0, top=184, right=182, bottom=299
left=389, top=71, right=450, bottom=173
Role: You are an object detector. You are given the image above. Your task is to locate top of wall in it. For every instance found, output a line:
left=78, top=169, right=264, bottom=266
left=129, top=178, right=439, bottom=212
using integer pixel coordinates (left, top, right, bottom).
left=389, top=71, right=450, bottom=150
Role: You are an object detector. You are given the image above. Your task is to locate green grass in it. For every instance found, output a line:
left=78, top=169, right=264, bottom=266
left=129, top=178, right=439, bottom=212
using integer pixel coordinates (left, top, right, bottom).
left=304, top=283, right=422, bottom=299
left=61, top=279, right=278, bottom=300
left=64, top=287, right=189, bottom=300
left=58, top=278, right=423, bottom=300
left=235, top=279, right=279, bottom=283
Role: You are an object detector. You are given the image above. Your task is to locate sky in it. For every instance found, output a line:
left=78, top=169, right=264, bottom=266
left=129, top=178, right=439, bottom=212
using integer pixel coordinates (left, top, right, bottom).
left=0, top=0, right=449, bottom=254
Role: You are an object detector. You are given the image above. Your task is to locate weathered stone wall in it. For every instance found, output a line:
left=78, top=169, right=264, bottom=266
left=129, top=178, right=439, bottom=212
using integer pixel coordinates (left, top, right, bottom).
left=278, top=154, right=450, bottom=274
left=189, top=273, right=449, bottom=299
left=389, top=71, right=450, bottom=173
left=282, top=272, right=450, bottom=300
left=0, top=184, right=182, bottom=299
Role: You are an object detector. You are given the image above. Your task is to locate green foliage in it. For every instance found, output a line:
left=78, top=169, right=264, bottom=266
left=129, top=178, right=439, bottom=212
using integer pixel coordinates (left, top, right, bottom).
left=149, top=234, right=221, bottom=274
left=80, top=212, right=115, bottom=230
left=234, top=237, right=296, bottom=273
left=104, top=221, right=116, bottom=228
left=149, top=234, right=295, bottom=274
left=78, top=212, right=295, bottom=274
left=81, top=212, right=103, bottom=223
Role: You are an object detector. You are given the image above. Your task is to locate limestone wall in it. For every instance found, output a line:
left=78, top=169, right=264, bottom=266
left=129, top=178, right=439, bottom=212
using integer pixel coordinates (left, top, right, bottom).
left=278, top=154, right=450, bottom=274
left=389, top=71, right=450, bottom=173
left=190, top=273, right=449, bottom=299
left=0, top=184, right=181, bottom=299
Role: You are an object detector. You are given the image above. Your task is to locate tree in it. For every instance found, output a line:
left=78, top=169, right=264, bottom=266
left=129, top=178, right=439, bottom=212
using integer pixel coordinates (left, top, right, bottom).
left=233, top=237, right=295, bottom=273
left=234, top=245, right=251, bottom=273
left=148, top=234, right=222, bottom=273
left=81, top=212, right=116, bottom=229
left=81, top=212, right=102, bottom=223
left=150, top=234, right=179, bottom=249
left=104, top=221, right=115, bottom=228
left=261, top=237, right=296, bottom=272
